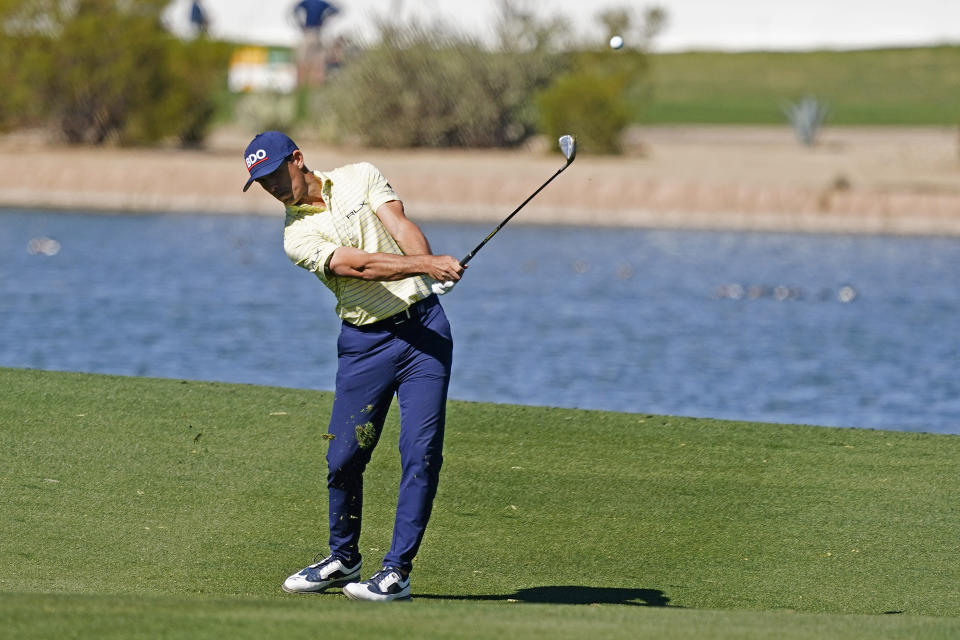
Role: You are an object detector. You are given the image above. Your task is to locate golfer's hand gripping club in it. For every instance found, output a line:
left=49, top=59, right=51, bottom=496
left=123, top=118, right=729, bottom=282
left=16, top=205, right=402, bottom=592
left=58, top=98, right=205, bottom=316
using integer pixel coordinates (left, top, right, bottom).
left=427, top=254, right=464, bottom=295
left=431, top=135, right=577, bottom=297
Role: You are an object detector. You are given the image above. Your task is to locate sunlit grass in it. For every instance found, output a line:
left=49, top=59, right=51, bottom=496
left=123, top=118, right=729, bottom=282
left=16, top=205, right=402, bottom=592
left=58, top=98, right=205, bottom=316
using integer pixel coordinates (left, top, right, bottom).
left=1, top=367, right=958, bottom=638
left=644, top=46, right=960, bottom=124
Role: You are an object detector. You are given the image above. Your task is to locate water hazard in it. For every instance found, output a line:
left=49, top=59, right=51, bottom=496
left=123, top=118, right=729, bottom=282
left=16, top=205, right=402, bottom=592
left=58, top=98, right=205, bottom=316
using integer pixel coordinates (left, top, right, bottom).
left=3, top=209, right=958, bottom=434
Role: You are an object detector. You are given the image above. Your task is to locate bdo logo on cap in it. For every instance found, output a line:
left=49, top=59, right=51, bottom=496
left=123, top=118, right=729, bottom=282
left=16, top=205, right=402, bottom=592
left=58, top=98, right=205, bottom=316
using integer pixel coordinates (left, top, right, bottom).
left=246, top=149, right=268, bottom=171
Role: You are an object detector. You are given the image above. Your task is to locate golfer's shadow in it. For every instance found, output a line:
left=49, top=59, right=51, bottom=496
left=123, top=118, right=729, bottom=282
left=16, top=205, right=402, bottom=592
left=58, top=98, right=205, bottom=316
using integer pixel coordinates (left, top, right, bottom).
left=418, top=586, right=674, bottom=607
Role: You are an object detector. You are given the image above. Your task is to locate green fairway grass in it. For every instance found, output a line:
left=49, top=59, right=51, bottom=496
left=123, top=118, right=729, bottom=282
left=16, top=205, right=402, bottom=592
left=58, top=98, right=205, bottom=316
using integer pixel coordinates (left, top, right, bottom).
left=644, top=46, right=960, bottom=125
left=1, top=368, right=958, bottom=638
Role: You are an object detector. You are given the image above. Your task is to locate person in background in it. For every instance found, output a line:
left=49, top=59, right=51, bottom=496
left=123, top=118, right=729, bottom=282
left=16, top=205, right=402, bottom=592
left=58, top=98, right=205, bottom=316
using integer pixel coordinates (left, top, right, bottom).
left=292, top=0, right=340, bottom=84
left=293, top=0, right=339, bottom=33
left=189, top=0, right=208, bottom=36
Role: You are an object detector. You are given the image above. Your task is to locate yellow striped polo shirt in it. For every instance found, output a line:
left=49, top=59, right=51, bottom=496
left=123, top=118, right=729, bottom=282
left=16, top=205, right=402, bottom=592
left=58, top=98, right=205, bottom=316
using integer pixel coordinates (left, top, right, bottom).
left=282, top=162, right=432, bottom=325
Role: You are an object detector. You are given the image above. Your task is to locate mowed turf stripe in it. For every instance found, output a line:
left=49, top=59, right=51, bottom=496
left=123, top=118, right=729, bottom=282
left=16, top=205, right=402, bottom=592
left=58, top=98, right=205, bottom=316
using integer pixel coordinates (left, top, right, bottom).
left=1, top=368, right=957, bottom=634
left=1, top=593, right=959, bottom=640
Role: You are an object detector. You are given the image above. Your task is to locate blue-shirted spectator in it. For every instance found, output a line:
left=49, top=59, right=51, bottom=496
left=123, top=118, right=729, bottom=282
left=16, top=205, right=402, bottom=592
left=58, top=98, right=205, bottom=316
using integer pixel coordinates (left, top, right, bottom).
left=293, top=0, right=339, bottom=32
left=292, top=0, right=341, bottom=86
left=190, top=0, right=208, bottom=35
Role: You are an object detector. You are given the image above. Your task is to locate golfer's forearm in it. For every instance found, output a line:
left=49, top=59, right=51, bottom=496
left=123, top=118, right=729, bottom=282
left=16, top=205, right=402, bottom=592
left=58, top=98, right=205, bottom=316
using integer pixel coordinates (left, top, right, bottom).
left=330, top=249, right=432, bottom=281
left=357, top=253, right=433, bottom=280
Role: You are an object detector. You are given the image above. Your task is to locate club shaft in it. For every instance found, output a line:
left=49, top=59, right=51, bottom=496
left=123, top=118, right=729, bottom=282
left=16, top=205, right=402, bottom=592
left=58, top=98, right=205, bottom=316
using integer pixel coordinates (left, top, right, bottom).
left=460, top=160, right=572, bottom=266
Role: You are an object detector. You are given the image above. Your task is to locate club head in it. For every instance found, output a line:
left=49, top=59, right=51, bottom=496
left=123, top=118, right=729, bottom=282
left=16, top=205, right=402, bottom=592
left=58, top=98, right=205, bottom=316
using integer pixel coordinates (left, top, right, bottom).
left=559, top=134, right=577, bottom=163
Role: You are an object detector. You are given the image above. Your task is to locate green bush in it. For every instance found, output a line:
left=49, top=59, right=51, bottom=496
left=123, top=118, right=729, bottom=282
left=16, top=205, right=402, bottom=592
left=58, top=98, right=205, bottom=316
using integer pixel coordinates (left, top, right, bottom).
left=159, top=37, right=234, bottom=147
left=536, top=49, right=648, bottom=154
left=313, top=20, right=564, bottom=148
left=0, top=0, right=230, bottom=145
left=295, top=3, right=659, bottom=153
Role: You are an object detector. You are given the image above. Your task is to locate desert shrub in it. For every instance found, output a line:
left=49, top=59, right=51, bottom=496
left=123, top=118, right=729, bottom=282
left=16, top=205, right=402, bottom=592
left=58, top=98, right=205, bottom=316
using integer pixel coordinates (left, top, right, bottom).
left=313, top=11, right=566, bottom=148
left=159, top=37, right=234, bottom=146
left=536, top=65, right=632, bottom=155
left=536, top=6, right=664, bottom=154
left=301, top=2, right=664, bottom=152
left=0, top=0, right=230, bottom=145
left=782, top=96, right=829, bottom=146
left=537, top=48, right=652, bottom=154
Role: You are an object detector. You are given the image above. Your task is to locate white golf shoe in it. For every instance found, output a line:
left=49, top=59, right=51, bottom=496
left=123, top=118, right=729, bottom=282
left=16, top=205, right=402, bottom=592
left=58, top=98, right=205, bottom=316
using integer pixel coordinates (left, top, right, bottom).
left=342, top=567, right=411, bottom=601
left=282, top=555, right=361, bottom=593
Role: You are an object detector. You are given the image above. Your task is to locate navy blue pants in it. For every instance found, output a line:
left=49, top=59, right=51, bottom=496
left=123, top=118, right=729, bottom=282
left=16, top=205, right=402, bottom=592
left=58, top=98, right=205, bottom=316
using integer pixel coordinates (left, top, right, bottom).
left=325, top=295, right=452, bottom=573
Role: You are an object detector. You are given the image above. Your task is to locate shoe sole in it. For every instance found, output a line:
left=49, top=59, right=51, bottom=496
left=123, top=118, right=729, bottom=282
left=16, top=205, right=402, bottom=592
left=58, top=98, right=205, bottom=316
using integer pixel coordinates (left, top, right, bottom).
left=280, top=573, right=361, bottom=594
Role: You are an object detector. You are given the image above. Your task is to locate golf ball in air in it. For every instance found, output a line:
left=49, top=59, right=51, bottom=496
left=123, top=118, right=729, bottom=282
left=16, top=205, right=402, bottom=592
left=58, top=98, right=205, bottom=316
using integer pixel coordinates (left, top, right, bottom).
left=609, top=35, right=624, bottom=49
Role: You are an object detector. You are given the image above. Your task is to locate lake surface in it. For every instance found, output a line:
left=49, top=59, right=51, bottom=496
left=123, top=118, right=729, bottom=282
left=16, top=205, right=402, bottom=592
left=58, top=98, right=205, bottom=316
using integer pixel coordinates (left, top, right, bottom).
left=3, top=209, right=959, bottom=434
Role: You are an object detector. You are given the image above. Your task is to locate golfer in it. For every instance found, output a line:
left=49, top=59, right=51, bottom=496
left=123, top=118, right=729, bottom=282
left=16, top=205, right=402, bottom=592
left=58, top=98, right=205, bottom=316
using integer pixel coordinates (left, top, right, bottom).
left=242, top=131, right=464, bottom=601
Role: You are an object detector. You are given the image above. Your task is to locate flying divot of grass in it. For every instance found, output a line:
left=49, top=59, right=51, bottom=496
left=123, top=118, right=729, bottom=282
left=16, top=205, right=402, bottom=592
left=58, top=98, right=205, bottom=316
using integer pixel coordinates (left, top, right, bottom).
left=355, top=422, right=376, bottom=448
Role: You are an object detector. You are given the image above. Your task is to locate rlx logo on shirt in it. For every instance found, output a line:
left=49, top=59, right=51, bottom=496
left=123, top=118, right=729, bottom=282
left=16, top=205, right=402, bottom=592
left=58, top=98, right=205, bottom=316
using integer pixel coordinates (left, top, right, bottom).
left=345, top=201, right=368, bottom=218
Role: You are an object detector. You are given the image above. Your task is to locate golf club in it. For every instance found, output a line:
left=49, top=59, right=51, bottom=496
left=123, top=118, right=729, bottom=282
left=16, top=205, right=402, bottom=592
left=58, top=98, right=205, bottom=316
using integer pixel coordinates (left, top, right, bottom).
left=432, top=134, right=577, bottom=295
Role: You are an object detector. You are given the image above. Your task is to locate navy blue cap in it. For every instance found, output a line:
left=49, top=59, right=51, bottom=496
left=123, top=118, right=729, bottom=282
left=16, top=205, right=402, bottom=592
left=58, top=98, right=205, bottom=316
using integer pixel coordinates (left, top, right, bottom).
left=242, top=131, right=299, bottom=192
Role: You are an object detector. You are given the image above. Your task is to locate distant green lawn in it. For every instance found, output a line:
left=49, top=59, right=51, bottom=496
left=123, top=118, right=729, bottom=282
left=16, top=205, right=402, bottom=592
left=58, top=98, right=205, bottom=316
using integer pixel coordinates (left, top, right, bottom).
left=644, top=46, right=960, bottom=125
left=1, top=368, right=958, bottom=638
